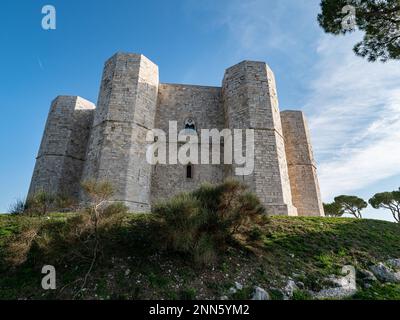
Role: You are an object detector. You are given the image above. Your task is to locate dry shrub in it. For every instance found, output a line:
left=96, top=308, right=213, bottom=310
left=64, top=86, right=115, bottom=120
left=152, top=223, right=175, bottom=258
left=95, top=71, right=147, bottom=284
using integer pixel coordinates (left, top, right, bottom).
left=5, top=220, right=42, bottom=267
left=152, top=179, right=267, bottom=265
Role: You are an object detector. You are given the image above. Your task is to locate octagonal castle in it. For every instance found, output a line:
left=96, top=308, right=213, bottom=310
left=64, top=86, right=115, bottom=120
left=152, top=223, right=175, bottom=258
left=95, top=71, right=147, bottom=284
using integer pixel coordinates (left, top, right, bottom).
left=28, top=53, right=324, bottom=216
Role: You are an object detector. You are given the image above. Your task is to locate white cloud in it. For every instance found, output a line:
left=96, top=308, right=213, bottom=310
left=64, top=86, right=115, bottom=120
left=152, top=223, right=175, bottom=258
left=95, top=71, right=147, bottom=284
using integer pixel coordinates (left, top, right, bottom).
left=304, top=33, right=400, bottom=201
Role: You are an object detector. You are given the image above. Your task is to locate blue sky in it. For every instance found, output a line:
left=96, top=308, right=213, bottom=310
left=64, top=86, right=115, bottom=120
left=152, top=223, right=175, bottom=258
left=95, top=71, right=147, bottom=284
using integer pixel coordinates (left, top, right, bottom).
left=1, top=0, right=399, bottom=221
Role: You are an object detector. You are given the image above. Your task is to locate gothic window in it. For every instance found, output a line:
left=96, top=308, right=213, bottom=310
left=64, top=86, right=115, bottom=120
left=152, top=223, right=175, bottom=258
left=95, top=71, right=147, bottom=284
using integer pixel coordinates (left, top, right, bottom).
left=186, top=164, right=193, bottom=179
left=184, top=118, right=196, bottom=133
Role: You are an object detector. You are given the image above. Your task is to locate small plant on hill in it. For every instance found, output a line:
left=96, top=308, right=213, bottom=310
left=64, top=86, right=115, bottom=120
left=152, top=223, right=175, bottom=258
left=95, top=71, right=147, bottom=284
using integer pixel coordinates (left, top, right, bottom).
left=26, top=190, right=57, bottom=216
left=8, top=199, right=27, bottom=215
left=152, top=179, right=266, bottom=265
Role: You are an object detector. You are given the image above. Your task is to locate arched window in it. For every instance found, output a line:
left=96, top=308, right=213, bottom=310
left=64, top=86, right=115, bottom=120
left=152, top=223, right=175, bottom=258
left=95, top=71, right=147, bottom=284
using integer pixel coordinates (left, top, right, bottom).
left=184, top=118, right=196, bottom=132
left=186, top=164, right=193, bottom=179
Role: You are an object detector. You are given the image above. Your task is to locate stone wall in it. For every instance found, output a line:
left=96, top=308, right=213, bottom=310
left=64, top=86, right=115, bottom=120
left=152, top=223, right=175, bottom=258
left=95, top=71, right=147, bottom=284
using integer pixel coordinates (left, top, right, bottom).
left=151, top=84, right=225, bottom=202
left=28, top=96, right=95, bottom=199
left=81, top=53, right=159, bottom=212
left=28, top=52, right=325, bottom=217
left=222, top=61, right=297, bottom=216
left=281, top=111, right=324, bottom=216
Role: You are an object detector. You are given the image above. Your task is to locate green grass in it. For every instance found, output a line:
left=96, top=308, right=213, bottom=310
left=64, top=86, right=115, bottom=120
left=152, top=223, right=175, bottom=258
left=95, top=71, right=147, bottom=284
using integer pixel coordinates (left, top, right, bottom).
left=0, top=214, right=399, bottom=300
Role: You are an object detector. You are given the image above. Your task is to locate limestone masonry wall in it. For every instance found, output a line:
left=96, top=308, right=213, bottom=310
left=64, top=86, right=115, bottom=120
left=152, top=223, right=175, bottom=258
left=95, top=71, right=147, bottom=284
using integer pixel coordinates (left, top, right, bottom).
left=28, top=96, right=95, bottom=199
left=281, top=111, right=324, bottom=216
left=222, top=61, right=297, bottom=216
left=28, top=52, right=324, bottom=216
left=151, top=84, right=225, bottom=202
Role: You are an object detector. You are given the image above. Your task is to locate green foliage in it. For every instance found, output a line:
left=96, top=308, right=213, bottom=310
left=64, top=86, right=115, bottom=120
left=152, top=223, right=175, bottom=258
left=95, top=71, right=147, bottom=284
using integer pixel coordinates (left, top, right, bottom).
left=248, top=226, right=263, bottom=241
left=292, top=290, right=313, bottom=300
left=352, top=283, right=400, bottom=300
left=8, top=199, right=26, bottom=215
left=325, top=195, right=368, bottom=219
left=152, top=179, right=266, bottom=265
left=318, top=0, right=400, bottom=62
left=323, top=202, right=343, bottom=217
left=25, top=190, right=56, bottom=216
left=81, top=180, right=114, bottom=206
left=179, top=288, right=197, bottom=300
left=8, top=191, right=77, bottom=216
left=369, top=190, right=400, bottom=223
left=1, top=214, right=400, bottom=300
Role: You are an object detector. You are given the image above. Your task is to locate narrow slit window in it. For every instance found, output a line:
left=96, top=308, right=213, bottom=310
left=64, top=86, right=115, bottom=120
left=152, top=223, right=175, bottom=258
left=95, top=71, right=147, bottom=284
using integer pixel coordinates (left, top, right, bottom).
left=186, top=164, right=193, bottom=179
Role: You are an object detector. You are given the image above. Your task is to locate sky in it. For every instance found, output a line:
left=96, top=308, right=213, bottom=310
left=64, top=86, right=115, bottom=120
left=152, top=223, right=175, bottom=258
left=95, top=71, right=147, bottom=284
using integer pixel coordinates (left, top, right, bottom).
left=0, top=0, right=399, bottom=221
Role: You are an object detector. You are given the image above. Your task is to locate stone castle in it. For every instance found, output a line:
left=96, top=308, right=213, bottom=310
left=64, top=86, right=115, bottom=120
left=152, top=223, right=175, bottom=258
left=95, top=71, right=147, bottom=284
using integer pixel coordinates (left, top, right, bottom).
left=28, top=52, right=324, bottom=216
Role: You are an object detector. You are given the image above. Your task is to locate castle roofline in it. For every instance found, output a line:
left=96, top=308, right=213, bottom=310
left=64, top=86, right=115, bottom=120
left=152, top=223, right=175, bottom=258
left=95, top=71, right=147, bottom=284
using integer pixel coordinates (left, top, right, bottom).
left=160, top=82, right=221, bottom=90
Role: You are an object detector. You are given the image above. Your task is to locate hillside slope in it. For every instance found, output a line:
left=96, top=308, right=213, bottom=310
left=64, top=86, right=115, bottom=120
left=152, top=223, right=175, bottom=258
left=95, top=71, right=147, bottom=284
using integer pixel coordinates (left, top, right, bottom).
left=0, top=214, right=399, bottom=300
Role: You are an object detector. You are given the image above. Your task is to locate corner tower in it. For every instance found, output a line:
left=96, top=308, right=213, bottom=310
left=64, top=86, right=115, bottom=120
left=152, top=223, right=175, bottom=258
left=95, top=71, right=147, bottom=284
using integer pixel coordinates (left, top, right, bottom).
left=281, top=111, right=324, bottom=216
left=28, top=96, right=95, bottom=199
left=82, top=53, right=159, bottom=212
left=222, top=61, right=297, bottom=216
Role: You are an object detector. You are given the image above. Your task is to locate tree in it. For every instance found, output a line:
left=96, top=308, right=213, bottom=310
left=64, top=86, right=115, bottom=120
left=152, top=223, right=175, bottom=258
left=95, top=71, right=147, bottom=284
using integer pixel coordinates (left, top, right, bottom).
left=334, top=195, right=368, bottom=218
left=369, top=190, right=400, bottom=223
left=323, top=202, right=343, bottom=217
left=318, top=0, right=400, bottom=62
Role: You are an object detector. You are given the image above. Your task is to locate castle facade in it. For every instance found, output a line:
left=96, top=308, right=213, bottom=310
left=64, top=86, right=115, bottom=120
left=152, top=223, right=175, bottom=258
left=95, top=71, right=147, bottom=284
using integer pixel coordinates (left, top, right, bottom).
left=28, top=53, right=324, bottom=216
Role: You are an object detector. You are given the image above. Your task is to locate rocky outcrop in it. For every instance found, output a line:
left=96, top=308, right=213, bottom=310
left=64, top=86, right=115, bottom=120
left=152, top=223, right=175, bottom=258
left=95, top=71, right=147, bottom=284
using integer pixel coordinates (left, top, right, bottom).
left=370, top=261, right=400, bottom=284
left=313, top=265, right=357, bottom=300
left=251, top=287, right=270, bottom=300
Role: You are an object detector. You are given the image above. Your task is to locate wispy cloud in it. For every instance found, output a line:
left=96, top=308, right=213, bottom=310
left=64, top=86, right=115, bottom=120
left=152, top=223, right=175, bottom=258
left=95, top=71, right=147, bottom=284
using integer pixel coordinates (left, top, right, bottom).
left=186, top=0, right=400, bottom=207
left=304, top=33, right=400, bottom=201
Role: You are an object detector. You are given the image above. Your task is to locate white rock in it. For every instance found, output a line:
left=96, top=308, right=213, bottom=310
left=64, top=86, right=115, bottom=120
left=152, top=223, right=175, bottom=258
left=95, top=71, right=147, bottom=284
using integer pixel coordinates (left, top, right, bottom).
left=229, top=287, right=237, bottom=295
left=125, top=269, right=130, bottom=276
left=387, top=259, right=400, bottom=270
left=235, top=282, right=243, bottom=290
left=370, top=263, right=400, bottom=283
left=283, top=279, right=299, bottom=299
left=251, top=287, right=270, bottom=300
left=220, top=296, right=229, bottom=300
left=313, top=265, right=357, bottom=300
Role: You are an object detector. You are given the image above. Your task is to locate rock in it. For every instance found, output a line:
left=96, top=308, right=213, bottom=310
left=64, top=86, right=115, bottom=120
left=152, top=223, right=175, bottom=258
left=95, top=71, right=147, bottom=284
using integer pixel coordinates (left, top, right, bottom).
left=235, top=282, right=243, bottom=290
left=387, top=259, right=400, bottom=270
left=297, top=282, right=305, bottom=290
left=313, top=265, right=357, bottom=300
left=282, top=279, right=299, bottom=299
left=359, top=269, right=377, bottom=282
left=229, top=287, right=237, bottom=295
left=220, top=296, right=229, bottom=300
left=251, top=287, right=270, bottom=300
left=125, top=269, right=130, bottom=276
left=370, top=263, right=400, bottom=283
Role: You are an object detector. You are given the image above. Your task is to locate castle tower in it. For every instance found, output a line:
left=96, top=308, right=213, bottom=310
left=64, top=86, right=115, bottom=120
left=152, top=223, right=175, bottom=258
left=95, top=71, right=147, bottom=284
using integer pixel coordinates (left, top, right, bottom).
left=222, top=61, right=297, bottom=216
left=81, top=53, right=159, bottom=212
left=281, top=111, right=324, bottom=216
left=28, top=96, right=95, bottom=199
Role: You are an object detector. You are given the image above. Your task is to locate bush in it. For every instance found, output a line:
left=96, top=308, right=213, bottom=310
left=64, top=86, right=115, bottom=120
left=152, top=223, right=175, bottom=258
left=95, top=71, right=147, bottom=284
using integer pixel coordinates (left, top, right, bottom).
left=8, top=191, right=78, bottom=216
left=26, top=190, right=56, bottom=216
left=152, top=179, right=266, bottom=265
left=8, top=199, right=26, bottom=215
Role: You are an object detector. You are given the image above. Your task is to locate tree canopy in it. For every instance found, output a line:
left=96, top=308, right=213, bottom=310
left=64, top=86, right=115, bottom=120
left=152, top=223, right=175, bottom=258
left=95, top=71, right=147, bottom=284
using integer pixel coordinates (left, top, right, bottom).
left=324, top=195, right=368, bottom=218
left=369, top=190, right=400, bottom=222
left=318, top=0, right=400, bottom=62
left=323, top=202, right=343, bottom=217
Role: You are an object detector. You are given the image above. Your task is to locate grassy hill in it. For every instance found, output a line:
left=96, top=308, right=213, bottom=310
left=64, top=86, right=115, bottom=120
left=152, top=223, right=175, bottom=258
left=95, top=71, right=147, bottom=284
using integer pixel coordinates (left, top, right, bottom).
left=1, top=213, right=400, bottom=300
